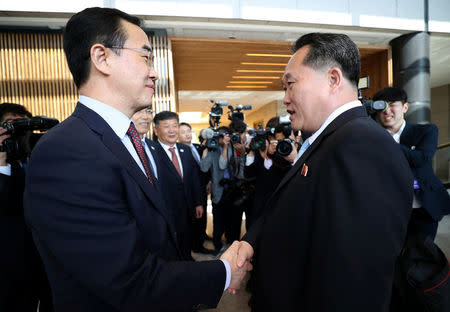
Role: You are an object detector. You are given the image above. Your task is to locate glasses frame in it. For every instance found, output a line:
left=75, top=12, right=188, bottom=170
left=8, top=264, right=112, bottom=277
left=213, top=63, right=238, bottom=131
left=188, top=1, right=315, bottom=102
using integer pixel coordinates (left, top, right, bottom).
left=106, top=46, right=153, bottom=67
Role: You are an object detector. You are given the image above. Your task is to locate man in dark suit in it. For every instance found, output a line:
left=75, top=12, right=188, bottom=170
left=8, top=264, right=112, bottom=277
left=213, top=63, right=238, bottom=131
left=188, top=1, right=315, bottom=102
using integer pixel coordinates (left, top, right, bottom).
left=23, top=7, right=250, bottom=312
left=374, top=87, right=450, bottom=239
left=234, top=33, right=414, bottom=311
left=178, top=122, right=213, bottom=254
left=0, top=103, right=53, bottom=312
left=152, top=111, right=204, bottom=260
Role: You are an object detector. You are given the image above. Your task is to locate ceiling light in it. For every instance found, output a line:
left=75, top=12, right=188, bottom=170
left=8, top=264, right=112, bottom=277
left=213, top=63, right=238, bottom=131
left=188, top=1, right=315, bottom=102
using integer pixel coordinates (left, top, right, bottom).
left=232, top=76, right=280, bottom=79
left=228, top=81, right=272, bottom=84
left=237, top=70, right=284, bottom=73
left=226, top=85, right=268, bottom=89
left=241, top=62, right=287, bottom=66
left=246, top=53, right=291, bottom=57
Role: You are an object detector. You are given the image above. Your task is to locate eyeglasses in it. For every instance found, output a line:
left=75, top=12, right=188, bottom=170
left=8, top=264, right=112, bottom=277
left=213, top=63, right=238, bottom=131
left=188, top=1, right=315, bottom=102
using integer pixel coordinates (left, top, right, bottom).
left=144, top=107, right=153, bottom=114
left=106, top=46, right=153, bottom=67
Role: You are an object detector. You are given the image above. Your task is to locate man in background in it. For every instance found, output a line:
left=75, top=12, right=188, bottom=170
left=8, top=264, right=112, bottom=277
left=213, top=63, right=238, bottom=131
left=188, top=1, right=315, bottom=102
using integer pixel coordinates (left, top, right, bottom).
left=374, top=87, right=450, bottom=239
left=153, top=111, right=204, bottom=260
left=178, top=122, right=212, bottom=254
left=0, top=103, right=53, bottom=312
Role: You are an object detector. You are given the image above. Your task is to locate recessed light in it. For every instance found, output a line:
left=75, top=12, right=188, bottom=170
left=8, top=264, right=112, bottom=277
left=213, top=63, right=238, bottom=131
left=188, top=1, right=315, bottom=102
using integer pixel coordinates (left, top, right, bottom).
left=246, top=53, right=291, bottom=57
left=226, top=85, right=269, bottom=89
left=232, top=76, right=280, bottom=79
left=237, top=70, right=284, bottom=73
left=228, top=81, right=273, bottom=84
left=240, top=62, right=287, bottom=66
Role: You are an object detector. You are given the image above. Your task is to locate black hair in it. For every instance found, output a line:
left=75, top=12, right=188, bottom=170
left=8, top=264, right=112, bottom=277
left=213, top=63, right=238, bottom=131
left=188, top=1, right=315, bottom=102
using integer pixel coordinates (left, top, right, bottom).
left=0, top=102, right=32, bottom=122
left=292, top=33, right=360, bottom=89
left=266, top=116, right=280, bottom=129
left=63, top=7, right=141, bottom=88
left=179, top=122, right=192, bottom=129
left=372, top=87, right=408, bottom=103
left=228, top=119, right=247, bottom=134
left=153, top=111, right=179, bottom=126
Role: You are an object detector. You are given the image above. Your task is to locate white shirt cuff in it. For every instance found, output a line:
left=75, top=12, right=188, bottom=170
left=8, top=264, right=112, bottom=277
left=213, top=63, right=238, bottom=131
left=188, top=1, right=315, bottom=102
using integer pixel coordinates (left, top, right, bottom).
left=245, top=154, right=255, bottom=166
left=220, top=259, right=231, bottom=290
left=0, top=163, right=11, bottom=176
left=263, top=158, right=273, bottom=170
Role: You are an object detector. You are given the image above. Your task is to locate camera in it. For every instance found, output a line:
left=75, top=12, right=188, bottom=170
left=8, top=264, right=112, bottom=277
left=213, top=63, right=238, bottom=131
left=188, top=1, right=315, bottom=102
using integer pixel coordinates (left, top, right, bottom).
left=230, top=132, right=241, bottom=144
left=202, top=127, right=226, bottom=150
left=276, top=138, right=296, bottom=157
left=1, top=116, right=59, bottom=160
left=227, top=104, right=252, bottom=122
left=248, top=125, right=275, bottom=151
left=357, top=80, right=387, bottom=118
left=209, top=99, right=228, bottom=128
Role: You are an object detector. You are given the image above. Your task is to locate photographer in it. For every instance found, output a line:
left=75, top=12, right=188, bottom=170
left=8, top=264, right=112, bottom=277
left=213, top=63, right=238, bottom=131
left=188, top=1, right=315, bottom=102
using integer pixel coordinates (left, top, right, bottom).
left=0, top=103, right=53, bottom=311
left=373, top=88, right=450, bottom=239
left=199, top=126, right=231, bottom=255
left=245, top=117, right=301, bottom=229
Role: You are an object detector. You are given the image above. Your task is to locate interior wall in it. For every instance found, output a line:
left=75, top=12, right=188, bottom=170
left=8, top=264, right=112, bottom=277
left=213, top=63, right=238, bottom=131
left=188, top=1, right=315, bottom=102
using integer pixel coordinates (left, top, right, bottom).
left=431, top=84, right=450, bottom=181
left=245, top=100, right=277, bottom=129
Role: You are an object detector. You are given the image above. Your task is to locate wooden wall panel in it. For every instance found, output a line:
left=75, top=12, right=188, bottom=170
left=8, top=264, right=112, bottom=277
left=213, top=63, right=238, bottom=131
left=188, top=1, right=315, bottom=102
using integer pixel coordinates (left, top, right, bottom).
left=0, top=32, right=176, bottom=124
left=0, top=32, right=78, bottom=122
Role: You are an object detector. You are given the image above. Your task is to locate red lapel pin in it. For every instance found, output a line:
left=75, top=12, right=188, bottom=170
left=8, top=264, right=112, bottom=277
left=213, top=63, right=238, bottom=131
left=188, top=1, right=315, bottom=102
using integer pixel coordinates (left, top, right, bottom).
left=301, top=163, right=308, bottom=176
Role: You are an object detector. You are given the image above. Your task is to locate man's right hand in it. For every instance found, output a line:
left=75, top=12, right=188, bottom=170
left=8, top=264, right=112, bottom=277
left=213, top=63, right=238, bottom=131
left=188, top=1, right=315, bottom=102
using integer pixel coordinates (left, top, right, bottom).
left=220, top=241, right=253, bottom=294
left=0, top=127, right=9, bottom=166
left=223, top=134, right=230, bottom=146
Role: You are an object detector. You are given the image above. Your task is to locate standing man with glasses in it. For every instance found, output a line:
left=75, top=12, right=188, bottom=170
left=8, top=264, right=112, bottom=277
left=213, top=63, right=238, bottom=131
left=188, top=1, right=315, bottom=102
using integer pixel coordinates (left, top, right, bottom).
left=24, top=7, right=251, bottom=312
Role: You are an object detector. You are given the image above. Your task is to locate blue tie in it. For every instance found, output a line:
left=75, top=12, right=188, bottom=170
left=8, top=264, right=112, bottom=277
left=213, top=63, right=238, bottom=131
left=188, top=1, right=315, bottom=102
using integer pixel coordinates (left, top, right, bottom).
left=293, top=139, right=310, bottom=165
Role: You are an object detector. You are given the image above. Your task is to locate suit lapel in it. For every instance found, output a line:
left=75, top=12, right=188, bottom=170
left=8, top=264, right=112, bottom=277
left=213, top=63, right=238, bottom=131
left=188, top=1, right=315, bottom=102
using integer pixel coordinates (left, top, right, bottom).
left=399, top=122, right=412, bottom=145
left=177, top=143, right=189, bottom=177
left=156, top=142, right=183, bottom=182
left=72, top=103, right=177, bottom=237
left=271, top=106, right=367, bottom=197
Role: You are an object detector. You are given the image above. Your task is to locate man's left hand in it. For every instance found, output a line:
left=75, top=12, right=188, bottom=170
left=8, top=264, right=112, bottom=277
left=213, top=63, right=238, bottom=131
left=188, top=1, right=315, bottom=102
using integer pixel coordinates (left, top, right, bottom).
left=195, top=205, right=204, bottom=219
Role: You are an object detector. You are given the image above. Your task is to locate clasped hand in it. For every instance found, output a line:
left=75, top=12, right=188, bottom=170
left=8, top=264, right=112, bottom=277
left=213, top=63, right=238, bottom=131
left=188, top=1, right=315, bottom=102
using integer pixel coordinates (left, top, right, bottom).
left=219, top=241, right=254, bottom=294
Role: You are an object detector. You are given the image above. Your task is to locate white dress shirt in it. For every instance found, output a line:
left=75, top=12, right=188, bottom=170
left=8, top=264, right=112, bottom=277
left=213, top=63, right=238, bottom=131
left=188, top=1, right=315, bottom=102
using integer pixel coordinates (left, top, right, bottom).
left=293, top=100, right=362, bottom=165
left=158, top=140, right=184, bottom=177
left=0, top=163, right=11, bottom=176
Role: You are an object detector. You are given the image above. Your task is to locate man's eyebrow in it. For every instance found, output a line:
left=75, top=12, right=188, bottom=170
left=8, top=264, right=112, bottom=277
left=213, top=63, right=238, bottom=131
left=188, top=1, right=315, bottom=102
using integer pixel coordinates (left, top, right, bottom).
left=142, top=45, right=152, bottom=53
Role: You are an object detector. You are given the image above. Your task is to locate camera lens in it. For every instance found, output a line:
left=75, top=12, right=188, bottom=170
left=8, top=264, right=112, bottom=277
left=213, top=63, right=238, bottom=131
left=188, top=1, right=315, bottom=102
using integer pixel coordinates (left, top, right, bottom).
left=276, top=139, right=293, bottom=157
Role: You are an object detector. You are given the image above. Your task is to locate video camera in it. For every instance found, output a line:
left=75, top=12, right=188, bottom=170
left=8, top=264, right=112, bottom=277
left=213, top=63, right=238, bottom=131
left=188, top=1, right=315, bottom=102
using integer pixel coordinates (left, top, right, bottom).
left=202, top=127, right=227, bottom=150
left=227, top=104, right=252, bottom=122
left=357, top=77, right=387, bottom=118
left=208, top=99, right=228, bottom=129
left=248, top=124, right=275, bottom=151
left=0, top=116, right=59, bottom=160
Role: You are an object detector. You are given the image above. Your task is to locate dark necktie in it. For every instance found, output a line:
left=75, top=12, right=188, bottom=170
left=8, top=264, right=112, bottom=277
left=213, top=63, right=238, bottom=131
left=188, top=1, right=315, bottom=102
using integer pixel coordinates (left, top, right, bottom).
left=127, top=122, right=154, bottom=185
left=169, top=147, right=183, bottom=179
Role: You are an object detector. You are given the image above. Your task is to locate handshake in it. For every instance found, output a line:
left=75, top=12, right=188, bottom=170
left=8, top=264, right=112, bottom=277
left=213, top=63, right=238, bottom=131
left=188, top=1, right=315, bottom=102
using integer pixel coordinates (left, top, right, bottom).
left=219, top=241, right=254, bottom=294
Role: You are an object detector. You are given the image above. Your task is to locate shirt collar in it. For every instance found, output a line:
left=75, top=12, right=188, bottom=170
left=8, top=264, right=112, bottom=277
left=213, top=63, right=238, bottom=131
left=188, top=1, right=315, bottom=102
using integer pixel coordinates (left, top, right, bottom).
left=79, top=95, right=132, bottom=139
left=387, top=119, right=406, bottom=143
left=158, top=140, right=176, bottom=151
left=306, top=100, right=362, bottom=146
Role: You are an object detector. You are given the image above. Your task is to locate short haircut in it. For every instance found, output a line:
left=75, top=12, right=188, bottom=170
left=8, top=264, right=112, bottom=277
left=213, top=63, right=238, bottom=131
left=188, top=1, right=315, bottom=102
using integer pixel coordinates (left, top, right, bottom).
left=0, top=102, right=32, bottom=122
left=228, top=119, right=247, bottom=134
left=179, top=122, right=192, bottom=129
left=292, top=33, right=360, bottom=89
left=217, top=126, right=230, bottom=134
left=373, top=87, right=408, bottom=103
left=153, top=111, right=179, bottom=126
left=63, top=7, right=141, bottom=88
left=266, top=116, right=280, bottom=129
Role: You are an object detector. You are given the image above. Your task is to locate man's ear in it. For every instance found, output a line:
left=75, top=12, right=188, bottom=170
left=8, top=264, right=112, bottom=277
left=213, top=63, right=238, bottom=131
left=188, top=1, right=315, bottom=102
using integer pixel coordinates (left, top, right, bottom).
left=153, top=124, right=159, bottom=137
left=328, top=67, right=342, bottom=92
left=403, top=102, right=410, bottom=114
left=90, top=44, right=112, bottom=76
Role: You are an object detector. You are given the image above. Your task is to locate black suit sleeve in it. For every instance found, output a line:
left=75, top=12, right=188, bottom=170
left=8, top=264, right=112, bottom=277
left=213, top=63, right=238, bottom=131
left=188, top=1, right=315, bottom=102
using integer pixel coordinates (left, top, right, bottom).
left=25, top=136, right=225, bottom=311
left=400, top=124, right=437, bottom=168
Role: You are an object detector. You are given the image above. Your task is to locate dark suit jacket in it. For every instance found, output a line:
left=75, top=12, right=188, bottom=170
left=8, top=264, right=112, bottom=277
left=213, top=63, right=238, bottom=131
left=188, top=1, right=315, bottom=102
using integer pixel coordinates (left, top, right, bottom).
left=153, top=141, right=203, bottom=226
left=399, top=123, right=450, bottom=221
left=244, top=107, right=414, bottom=312
left=23, top=103, right=225, bottom=312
